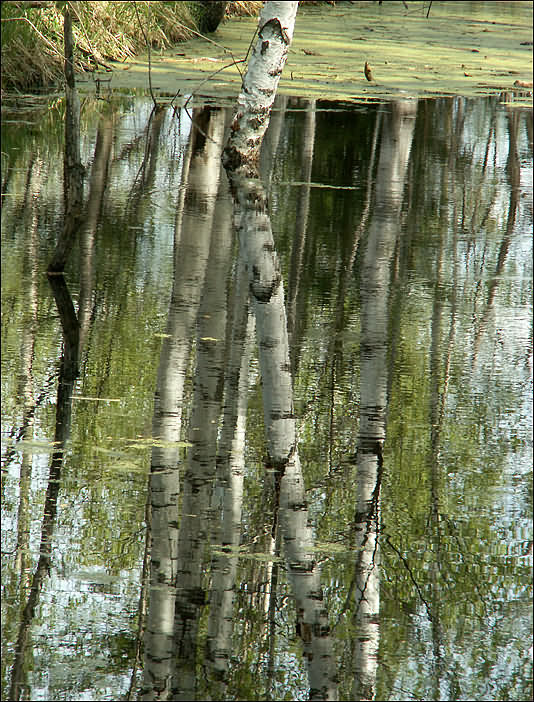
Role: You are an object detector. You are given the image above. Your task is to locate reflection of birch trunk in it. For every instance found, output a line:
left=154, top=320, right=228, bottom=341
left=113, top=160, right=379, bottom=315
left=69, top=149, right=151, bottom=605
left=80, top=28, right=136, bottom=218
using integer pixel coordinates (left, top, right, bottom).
left=14, top=160, right=41, bottom=588
left=128, top=490, right=151, bottom=701
left=260, top=94, right=288, bottom=185
left=352, top=101, right=416, bottom=702
left=222, top=4, right=336, bottom=695
left=127, top=105, right=166, bottom=217
left=234, top=176, right=338, bottom=700
left=170, top=110, right=230, bottom=701
left=288, top=99, right=316, bottom=373
left=429, top=237, right=447, bottom=702
left=9, top=275, right=79, bottom=701
left=472, top=109, right=520, bottom=367
left=48, top=5, right=85, bottom=273
left=206, top=256, right=255, bottom=682
left=78, top=114, right=113, bottom=352
left=265, top=524, right=282, bottom=698
left=141, top=107, right=225, bottom=701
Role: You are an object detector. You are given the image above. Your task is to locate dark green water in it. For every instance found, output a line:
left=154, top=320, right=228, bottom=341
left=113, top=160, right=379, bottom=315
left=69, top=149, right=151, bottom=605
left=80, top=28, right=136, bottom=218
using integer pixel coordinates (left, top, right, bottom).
left=1, top=93, right=532, bottom=701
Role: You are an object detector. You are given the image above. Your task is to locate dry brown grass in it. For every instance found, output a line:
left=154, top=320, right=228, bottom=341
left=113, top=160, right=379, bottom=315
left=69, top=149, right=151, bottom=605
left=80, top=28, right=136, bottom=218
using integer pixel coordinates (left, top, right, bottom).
left=1, top=1, right=262, bottom=92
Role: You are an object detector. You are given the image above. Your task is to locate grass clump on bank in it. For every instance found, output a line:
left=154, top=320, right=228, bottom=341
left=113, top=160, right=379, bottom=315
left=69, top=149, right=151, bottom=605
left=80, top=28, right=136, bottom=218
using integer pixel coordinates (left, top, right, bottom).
left=1, top=1, right=262, bottom=92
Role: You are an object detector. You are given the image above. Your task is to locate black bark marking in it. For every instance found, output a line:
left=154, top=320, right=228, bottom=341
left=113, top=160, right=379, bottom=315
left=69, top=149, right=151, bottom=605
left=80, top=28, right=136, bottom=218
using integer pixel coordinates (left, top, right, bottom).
left=250, top=269, right=281, bottom=302
left=259, top=17, right=291, bottom=45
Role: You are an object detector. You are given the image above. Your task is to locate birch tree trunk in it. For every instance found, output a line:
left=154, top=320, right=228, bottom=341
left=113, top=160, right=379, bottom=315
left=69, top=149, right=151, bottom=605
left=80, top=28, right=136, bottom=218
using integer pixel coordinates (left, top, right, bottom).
left=223, top=1, right=298, bottom=172
left=232, top=175, right=338, bottom=700
left=223, top=3, right=338, bottom=698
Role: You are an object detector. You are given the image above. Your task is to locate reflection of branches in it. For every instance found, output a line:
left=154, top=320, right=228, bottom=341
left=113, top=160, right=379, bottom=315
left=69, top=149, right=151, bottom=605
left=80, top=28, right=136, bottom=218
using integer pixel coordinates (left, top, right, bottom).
left=383, top=535, right=434, bottom=623
left=333, top=455, right=383, bottom=628
left=9, top=273, right=79, bottom=701
left=324, top=109, right=382, bottom=477
left=437, top=514, right=490, bottom=618
left=182, top=58, right=247, bottom=112
left=127, top=103, right=166, bottom=211
left=1, top=380, right=57, bottom=471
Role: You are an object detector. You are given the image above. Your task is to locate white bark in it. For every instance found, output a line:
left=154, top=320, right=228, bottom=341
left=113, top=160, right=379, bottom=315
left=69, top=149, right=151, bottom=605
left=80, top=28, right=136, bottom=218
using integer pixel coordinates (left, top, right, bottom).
left=279, top=453, right=339, bottom=700
left=222, top=4, right=336, bottom=696
left=238, top=177, right=295, bottom=464
left=223, top=1, right=298, bottom=171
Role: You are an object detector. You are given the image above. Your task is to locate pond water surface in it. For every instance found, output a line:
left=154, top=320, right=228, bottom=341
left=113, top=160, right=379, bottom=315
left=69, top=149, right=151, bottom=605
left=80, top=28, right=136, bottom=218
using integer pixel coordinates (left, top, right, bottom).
left=1, top=93, right=532, bottom=701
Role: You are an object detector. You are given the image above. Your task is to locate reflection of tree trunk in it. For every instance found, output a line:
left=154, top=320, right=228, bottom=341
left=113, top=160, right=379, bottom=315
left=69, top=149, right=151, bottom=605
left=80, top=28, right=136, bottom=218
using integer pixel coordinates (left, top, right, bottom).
left=127, top=491, right=152, bottom=701
left=48, top=5, right=85, bottom=273
left=78, top=114, right=114, bottom=352
left=231, top=175, right=338, bottom=700
left=352, top=101, right=416, bottom=702
left=2, top=166, right=42, bottom=682
left=223, top=7, right=336, bottom=695
left=127, top=105, right=166, bottom=218
left=9, top=275, right=79, bottom=701
left=14, top=161, right=41, bottom=590
left=472, top=108, right=521, bottom=366
left=287, top=99, right=316, bottom=375
left=171, top=117, right=231, bottom=701
left=141, top=107, right=225, bottom=701
left=427, top=223, right=453, bottom=701
left=265, top=523, right=282, bottom=699
left=206, top=256, right=255, bottom=685
left=428, top=215, right=446, bottom=698
left=260, top=94, right=288, bottom=185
